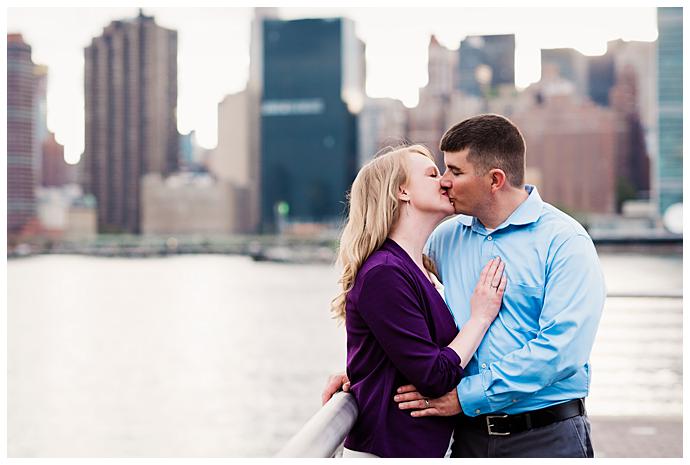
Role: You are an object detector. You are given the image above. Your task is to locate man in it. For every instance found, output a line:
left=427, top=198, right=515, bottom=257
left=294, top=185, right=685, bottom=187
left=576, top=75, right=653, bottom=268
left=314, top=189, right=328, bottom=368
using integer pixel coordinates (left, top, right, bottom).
left=323, top=114, right=605, bottom=458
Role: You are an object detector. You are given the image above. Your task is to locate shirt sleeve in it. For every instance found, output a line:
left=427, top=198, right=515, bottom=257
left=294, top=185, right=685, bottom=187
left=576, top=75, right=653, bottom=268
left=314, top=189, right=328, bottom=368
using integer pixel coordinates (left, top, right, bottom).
left=457, top=234, right=606, bottom=415
left=357, top=263, right=464, bottom=398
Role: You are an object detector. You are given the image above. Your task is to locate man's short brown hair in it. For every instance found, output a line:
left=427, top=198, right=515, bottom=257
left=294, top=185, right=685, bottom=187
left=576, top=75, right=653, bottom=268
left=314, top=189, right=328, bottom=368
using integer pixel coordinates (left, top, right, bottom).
left=440, top=114, right=526, bottom=187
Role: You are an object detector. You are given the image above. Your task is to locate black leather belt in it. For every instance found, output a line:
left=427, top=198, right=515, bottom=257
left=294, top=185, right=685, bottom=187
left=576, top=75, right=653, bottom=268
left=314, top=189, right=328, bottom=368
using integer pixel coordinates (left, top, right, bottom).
left=459, top=399, right=586, bottom=436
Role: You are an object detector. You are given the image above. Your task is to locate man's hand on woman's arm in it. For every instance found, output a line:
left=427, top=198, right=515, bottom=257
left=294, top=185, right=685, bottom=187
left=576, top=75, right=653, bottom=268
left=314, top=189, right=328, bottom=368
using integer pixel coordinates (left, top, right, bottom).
left=321, top=372, right=350, bottom=405
left=394, top=384, right=462, bottom=417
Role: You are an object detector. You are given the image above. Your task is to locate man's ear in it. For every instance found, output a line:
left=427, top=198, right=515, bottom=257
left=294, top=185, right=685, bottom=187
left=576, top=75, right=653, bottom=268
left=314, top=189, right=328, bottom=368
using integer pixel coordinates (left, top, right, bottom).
left=489, top=169, right=507, bottom=193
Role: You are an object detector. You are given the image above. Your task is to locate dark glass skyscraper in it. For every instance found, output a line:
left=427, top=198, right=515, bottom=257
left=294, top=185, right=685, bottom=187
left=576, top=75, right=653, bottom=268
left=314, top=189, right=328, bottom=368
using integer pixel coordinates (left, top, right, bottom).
left=657, top=7, right=683, bottom=216
left=587, top=53, right=616, bottom=107
left=458, top=34, right=515, bottom=97
left=84, top=10, right=179, bottom=234
left=260, top=17, right=363, bottom=231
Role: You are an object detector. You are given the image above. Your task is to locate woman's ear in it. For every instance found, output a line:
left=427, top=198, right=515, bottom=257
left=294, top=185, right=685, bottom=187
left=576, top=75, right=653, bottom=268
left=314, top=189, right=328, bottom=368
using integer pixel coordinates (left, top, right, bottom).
left=398, top=186, right=411, bottom=203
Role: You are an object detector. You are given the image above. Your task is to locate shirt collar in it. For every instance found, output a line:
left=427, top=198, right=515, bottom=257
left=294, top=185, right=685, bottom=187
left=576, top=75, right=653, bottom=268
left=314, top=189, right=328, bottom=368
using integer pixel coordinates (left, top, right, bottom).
left=455, top=185, right=544, bottom=232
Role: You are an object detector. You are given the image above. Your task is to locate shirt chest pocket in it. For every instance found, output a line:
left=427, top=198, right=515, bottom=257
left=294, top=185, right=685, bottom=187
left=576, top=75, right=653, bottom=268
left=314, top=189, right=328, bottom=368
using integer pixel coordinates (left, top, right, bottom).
left=499, top=283, right=544, bottom=334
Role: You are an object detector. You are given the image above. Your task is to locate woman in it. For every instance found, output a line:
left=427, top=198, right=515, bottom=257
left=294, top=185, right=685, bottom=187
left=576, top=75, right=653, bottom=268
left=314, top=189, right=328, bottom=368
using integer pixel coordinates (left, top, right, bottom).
left=332, top=145, right=506, bottom=458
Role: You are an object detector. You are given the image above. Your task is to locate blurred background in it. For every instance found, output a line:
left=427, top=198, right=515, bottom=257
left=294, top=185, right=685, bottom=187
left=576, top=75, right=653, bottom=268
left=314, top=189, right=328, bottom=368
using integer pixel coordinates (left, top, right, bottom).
left=6, top=6, right=682, bottom=458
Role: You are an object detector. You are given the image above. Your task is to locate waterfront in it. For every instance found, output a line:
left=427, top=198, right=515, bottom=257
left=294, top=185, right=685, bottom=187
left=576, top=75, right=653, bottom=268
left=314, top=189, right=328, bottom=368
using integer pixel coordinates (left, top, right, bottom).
left=7, top=251, right=682, bottom=457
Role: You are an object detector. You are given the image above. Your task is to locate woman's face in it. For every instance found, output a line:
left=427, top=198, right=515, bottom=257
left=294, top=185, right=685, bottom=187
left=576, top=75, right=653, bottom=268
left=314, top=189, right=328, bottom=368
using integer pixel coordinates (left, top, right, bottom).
left=403, top=152, right=455, bottom=217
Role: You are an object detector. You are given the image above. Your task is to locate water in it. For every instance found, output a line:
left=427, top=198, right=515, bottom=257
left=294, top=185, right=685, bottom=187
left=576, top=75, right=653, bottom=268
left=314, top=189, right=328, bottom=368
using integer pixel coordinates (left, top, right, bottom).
left=7, top=252, right=682, bottom=457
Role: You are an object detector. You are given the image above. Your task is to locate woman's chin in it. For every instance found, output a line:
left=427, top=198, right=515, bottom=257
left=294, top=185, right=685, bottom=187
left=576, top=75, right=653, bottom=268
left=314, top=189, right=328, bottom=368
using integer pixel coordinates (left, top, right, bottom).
left=437, top=206, right=455, bottom=216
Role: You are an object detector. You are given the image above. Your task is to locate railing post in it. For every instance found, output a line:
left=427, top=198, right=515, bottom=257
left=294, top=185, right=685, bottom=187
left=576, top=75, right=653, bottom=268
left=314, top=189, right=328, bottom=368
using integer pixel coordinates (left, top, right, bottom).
left=275, top=391, right=358, bottom=458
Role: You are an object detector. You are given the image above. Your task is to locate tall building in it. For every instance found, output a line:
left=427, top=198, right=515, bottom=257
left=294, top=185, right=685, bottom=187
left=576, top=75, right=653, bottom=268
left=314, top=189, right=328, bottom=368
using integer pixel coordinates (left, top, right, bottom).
left=609, top=40, right=657, bottom=131
left=358, top=97, right=407, bottom=168
left=540, top=48, right=589, bottom=98
left=179, top=132, right=194, bottom=170
left=178, top=130, right=208, bottom=172
left=208, top=90, right=258, bottom=233
left=609, top=62, right=651, bottom=199
left=512, top=93, right=627, bottom=215
left=84, top=10, right=179, bottom=234
left=587, top=52, right=616, bottom=107
left=656, top=7, right=683, bottom=217
left=407, top=36, right=458, bottom=167
left=7, top=33, right=37, bottom=235
left=42, top=132, right=77, bottom=187
left=260, top=17, right=363, bottom=230
left=458, top=34, right=515, bottom=97
left=34, top=64, right=49, bottom=185
left=427, top=35, right=457, bottom=98
left=244, top=7, right=279, bottom=233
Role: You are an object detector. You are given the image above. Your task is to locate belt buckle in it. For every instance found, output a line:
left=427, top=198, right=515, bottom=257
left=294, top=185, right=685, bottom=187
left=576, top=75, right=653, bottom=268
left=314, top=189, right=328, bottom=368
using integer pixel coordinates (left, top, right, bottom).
left=486, top=414, right=510, bottom=436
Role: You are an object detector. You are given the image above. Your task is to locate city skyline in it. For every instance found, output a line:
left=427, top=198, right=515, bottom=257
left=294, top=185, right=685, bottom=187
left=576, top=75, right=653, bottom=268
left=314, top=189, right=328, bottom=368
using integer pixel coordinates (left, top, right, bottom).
left=7, top=7, right=658, bottom=163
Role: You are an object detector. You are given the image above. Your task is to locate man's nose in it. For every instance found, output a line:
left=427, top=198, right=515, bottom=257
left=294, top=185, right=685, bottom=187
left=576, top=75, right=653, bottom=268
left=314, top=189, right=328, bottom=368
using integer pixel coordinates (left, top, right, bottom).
left=440, top=173, right=452, bottom=189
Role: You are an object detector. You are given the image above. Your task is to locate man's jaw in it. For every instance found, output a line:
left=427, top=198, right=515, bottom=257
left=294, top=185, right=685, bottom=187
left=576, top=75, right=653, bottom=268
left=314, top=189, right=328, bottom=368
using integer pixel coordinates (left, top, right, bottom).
left=449, top=197, right=470, bottom=216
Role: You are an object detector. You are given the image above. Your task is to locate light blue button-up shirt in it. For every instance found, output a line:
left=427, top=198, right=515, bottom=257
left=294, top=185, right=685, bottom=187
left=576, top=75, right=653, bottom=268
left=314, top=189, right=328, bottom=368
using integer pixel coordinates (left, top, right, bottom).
left=425, top=185, right=605, bottom=416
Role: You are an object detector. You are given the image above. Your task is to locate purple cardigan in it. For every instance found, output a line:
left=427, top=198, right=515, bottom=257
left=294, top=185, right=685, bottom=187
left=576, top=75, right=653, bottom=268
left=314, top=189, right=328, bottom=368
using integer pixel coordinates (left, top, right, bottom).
left=343, top=238, right=464, bottom=458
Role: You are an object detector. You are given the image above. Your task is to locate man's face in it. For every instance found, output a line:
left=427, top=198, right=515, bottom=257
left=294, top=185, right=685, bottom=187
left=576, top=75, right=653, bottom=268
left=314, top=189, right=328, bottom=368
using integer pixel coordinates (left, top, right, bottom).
left=440, top=149, right=491, bottom=216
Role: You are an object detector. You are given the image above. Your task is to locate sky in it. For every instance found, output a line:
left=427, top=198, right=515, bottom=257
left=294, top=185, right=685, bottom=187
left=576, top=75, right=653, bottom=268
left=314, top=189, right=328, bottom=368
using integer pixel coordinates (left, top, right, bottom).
left=6, top=7, right=659, bottom=163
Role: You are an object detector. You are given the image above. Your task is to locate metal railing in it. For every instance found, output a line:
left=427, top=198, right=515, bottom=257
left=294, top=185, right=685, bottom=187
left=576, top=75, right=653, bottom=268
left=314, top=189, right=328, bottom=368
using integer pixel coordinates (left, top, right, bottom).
left=275, top=290, right=682, bottom=457
left=276, top=391, right=358, bottom=458
left=606, top=291, right=682, bottom=299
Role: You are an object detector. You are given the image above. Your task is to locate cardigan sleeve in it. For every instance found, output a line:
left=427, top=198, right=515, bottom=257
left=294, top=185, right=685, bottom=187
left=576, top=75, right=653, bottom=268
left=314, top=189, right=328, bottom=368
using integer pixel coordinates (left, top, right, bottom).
left=356, top=263, right=464, bottom=398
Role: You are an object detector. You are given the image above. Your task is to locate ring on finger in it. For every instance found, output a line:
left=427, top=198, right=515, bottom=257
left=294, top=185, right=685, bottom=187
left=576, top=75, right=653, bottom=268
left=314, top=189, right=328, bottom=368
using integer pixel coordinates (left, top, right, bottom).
left=424, top=398, right=430, bottom=408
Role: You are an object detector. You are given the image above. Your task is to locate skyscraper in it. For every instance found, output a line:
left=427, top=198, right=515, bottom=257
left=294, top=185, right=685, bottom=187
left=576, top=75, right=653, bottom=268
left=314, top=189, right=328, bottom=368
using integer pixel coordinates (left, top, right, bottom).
left=540, top=48, right=589, bottom=98
left=358, top=97, right=407, bottom=168
left=407, top=36, right=457, bottom=168
left=84, top=10, right=179, bottom=234
left=260, top=17, right=363, bottom=230
left=427, top=35, right=457, bottom=98
left=587, top=50, right=616, bottom=107
left=7, top=33, right=37, bottom=235
left=34, top=64, right=49, bottom=185
left=42, top=132, right=77, bottom=187
left=656, top=7, right=683, bottom=218
left=458, top=34, right=515, bottom=97
left=208, top=90, right=258, bottom=233
left=512, top=94, right=624, bottom=215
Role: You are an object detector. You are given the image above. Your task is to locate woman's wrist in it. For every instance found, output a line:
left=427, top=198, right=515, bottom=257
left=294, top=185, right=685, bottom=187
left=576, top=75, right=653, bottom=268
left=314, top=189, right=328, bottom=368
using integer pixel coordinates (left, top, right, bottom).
left=467, top=314, right=494, bottom=330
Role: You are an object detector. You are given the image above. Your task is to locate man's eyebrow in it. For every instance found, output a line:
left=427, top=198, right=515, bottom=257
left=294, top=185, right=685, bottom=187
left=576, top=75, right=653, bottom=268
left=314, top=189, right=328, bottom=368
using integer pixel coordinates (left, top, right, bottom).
left=446, top=163, right=462, bottom=170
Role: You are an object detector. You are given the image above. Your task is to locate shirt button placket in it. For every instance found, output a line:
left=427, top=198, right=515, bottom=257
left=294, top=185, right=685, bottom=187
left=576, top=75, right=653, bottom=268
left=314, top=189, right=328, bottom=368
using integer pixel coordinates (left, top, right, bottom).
left=482, top=235, right=495, bottom=263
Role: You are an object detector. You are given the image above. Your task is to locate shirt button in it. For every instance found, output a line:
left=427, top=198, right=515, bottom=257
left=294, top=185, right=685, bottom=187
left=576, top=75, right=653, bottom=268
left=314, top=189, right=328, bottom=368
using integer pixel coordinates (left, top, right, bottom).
left=512, top=399, right=518, bottom=403
left=481, top=363, right=487, bottom=369
left=475, top=409, right=481, bottom=415
left=487, top=236, right=493, bottom=241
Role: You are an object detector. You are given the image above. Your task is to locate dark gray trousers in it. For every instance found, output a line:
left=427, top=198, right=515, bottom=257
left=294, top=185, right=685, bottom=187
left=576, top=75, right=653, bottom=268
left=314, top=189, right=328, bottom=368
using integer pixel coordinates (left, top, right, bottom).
left=450, top=414, right=594, bottom=458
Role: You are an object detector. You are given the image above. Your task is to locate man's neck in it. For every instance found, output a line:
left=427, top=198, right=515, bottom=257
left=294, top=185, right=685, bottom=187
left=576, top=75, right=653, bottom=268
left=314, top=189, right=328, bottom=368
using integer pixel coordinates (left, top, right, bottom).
left=477, top=186, right=530, bottom=230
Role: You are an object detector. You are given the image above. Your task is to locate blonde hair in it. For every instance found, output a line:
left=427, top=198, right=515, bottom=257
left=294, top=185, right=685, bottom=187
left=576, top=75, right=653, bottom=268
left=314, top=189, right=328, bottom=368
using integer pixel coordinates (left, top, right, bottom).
left=331, top=144, right=436, bottom=321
